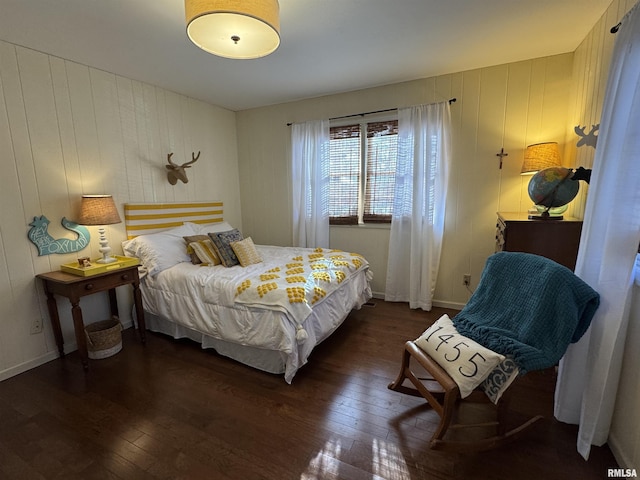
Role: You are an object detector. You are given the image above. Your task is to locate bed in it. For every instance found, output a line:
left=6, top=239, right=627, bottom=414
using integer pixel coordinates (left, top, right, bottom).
left=122, top=201, right=373, bottom=383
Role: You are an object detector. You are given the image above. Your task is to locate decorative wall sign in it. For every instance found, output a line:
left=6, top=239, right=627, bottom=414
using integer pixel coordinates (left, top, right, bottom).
left=574, top=124, right=599, bottom=148
left=28, top=216, right=90, bottom=256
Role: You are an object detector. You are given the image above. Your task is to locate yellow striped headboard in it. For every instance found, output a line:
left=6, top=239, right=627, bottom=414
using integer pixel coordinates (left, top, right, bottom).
left=124, top=201, right=223, bottom=239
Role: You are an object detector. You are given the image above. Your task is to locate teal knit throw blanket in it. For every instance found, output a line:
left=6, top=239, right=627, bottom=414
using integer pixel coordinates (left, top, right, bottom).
left=452, top=252, right=600, bottom=374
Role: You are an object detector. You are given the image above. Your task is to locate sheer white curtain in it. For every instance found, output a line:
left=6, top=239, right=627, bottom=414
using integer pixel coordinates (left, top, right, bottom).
left=384, top=102, right=451, bottom=310
left=291, top=120, right=330, bottom=248
left=554, top=2, right=640, bottom=460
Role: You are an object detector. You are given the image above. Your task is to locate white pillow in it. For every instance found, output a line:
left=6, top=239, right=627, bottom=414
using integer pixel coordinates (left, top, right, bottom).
left=122, top=223, right=198, bottom=276
left=196, top=221, right=234, bottom=235
left=414, top=314, right=505, bottom=398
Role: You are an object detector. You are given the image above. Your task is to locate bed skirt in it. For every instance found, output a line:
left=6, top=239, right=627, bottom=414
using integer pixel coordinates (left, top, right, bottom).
left=139, top=268, right=372, bottom=383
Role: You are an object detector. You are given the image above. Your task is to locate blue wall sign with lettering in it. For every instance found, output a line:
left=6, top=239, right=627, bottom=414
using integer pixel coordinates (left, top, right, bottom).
left=28, top=216, right=90, bottom=256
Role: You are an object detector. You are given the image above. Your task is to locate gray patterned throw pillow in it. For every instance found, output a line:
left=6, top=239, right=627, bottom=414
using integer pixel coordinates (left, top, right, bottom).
left=208, top=229, right=243, bottom=267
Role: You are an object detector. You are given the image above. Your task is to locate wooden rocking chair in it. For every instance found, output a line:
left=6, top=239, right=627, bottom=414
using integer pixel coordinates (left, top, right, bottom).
left=388, top=252, right=601, bottom=452
left=388, top=340, right=542, bottom=452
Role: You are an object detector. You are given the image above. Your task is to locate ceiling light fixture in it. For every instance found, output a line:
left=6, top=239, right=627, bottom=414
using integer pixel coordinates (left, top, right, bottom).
left=185, top=0, right=280, bottom=59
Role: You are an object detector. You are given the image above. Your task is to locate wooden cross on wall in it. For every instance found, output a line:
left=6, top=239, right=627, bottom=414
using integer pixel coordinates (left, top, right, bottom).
left=496, top=148, right=508, bottom=169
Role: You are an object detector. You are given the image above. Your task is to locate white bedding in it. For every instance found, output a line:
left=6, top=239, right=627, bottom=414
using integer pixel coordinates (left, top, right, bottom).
left=139, top=245, right=373, bottom=383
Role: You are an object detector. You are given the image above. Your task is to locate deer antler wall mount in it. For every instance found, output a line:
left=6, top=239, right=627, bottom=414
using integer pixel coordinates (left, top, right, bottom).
left=166, top=151, right=200, bottom=185
left=574, top=124, right=599, bottom=149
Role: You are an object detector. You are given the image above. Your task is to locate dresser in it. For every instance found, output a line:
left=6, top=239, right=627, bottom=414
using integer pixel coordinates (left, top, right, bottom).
left=495, top=212, right=583, bottom=270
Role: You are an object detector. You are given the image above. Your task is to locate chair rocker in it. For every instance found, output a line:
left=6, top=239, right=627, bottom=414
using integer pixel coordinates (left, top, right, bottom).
left=388, top=340, right=542, bottom=452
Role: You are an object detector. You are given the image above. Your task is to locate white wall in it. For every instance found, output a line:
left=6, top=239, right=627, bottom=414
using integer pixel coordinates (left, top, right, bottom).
left=236, top=55, right=573, bottom=307
left=0, top=40, right=241, bottom=380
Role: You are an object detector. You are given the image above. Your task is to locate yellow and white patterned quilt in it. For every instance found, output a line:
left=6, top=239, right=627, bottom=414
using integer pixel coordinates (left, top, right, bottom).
left=234, top=248, right=369, bottom=329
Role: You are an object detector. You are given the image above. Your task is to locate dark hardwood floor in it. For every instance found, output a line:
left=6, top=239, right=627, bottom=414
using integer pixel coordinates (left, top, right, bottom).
left=0, top=301, right=618, bottom=479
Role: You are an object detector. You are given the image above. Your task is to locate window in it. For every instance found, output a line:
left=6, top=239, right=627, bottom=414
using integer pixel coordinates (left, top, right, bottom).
left=329, top=118, right=398, bottom=224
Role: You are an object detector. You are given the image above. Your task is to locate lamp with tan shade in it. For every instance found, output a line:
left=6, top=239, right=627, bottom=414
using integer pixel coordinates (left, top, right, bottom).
left=520, top=142, right=562, bottom=175
left=78, top=195, right=122, bottom=264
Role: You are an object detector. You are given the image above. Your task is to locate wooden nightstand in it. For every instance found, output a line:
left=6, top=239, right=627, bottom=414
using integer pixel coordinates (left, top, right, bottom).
left=496, top=212, right=583, bottom=270
left=36, top=265, right=146, bottom=369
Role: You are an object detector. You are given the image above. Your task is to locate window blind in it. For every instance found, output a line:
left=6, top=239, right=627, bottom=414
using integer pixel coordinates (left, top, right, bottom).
left=364, top=120, right=398, bottom=222
left=329, top=124, right=360, bottom=224
left=329, top=119, right=398, bottom=224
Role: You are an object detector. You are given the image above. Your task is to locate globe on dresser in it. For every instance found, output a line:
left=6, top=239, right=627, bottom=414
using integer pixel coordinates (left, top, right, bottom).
left=527, top=167, right=580, bottom=220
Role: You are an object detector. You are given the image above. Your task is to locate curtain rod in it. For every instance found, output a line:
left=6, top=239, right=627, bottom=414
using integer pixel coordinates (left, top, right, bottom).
left=287, top=97, right=457, bottom=126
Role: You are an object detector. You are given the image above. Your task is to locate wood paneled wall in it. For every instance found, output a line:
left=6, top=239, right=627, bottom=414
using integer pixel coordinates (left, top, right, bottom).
left=564, top=0, right=636, bottom=219
left=0, top=41, right=241, bottom=380
left=236, top=54, right=573, bottom=307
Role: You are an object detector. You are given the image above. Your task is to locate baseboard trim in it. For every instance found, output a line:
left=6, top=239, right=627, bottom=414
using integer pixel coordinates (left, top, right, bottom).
left=0, top=319, right=134, bottom=382
left=432, top=299, right=466, bottom=310
left=608, top=432, right=633, bottom=469
left=0, top=351, right=60, bottom=382
left=370, top=292, right=465, bottom=311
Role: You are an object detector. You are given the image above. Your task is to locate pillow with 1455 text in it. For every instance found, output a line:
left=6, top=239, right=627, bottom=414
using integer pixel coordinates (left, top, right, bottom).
left=414, top=314, right=505, bottom=398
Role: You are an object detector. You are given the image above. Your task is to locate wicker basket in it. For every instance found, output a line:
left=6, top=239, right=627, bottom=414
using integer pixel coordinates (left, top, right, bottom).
left=85, top=317, right=122, bottom=359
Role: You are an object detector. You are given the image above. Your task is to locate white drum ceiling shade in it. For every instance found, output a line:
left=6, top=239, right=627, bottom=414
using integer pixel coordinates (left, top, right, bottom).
left=185, top=0, right=280, bottom=59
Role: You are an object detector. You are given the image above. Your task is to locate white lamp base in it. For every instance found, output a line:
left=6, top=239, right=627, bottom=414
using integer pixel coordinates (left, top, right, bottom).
left=96, top=255, right=118, bottom=264
left=95, top=226, right=118, bottom=263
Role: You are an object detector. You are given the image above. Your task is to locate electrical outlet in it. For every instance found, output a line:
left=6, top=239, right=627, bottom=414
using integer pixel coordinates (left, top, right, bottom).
left=463, top=274, right=471, bottom=287
left=30, top=317, right=43, bottom=334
